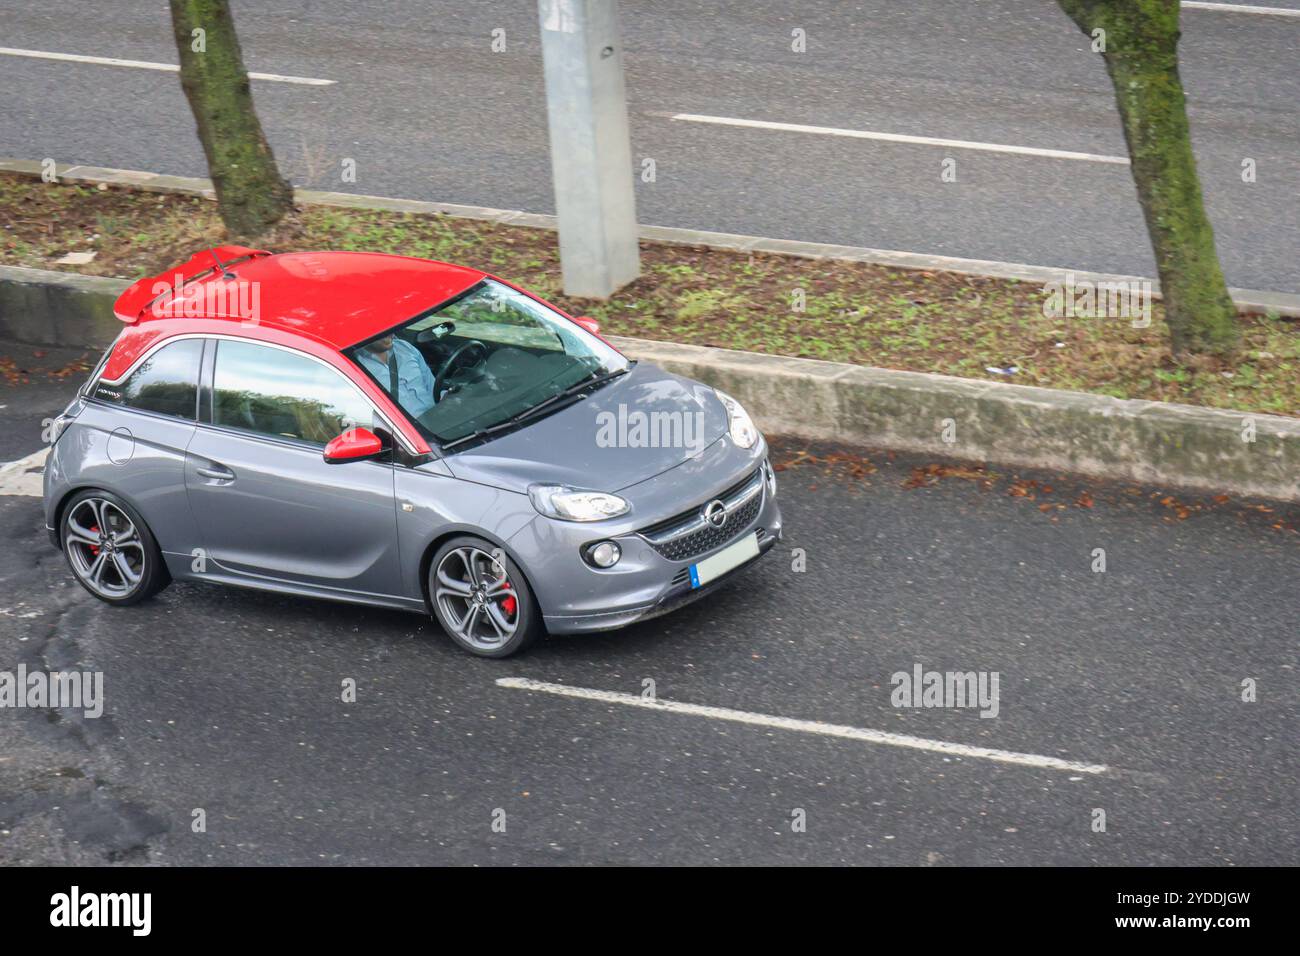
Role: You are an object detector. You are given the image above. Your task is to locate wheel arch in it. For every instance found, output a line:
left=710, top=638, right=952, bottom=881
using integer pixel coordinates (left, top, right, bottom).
left=417, top=527, right=539, bottom=614
left=50, top=482, right=135, bottom=551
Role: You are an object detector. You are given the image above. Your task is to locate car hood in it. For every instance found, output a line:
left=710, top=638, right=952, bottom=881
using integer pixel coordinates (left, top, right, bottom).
left=443, top=362, right=728, bottom=494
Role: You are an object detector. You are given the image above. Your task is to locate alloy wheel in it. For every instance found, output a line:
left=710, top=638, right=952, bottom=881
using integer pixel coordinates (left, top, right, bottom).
left=65, top=497, right=146, bottom=599
left=433, top=546, right=519, bottom=651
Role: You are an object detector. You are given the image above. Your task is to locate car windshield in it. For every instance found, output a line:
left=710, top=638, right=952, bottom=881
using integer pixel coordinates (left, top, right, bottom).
left=345, top=279, right=628, bottom=446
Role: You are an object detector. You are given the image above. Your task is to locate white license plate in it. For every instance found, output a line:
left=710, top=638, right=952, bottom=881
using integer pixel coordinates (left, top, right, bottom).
left=689, top=532, right=760, bottom=588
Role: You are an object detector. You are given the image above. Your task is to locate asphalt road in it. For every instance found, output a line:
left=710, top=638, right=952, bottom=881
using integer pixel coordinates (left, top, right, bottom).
left=2, top=1, right=1299, bottom=291
left=1, top=340, right=1295, bottom=865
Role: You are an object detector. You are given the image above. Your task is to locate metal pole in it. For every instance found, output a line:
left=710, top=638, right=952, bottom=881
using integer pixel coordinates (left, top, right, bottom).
left=538, top=0, right=640, bottom=298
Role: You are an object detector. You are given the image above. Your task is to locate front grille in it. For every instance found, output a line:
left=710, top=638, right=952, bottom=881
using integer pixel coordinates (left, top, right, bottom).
left=640, top=469, right=764, bottom=563
left=650, top=495, right=762, bottom=562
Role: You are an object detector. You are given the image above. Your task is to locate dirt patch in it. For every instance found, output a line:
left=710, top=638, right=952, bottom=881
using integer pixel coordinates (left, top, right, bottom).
left=2, top=173, right=1295, bottom=416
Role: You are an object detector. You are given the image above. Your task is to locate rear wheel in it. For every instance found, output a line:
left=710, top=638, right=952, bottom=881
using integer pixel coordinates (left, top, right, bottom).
left=429, top=536, right=541, bottom=657
left=61, top=490, right=169, bottom=606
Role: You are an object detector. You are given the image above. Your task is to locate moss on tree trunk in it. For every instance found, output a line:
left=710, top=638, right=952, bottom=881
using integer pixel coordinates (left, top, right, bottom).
left=169, top=0, right=293, bottom=238
left=1058, top=0, right=1237, bottom=356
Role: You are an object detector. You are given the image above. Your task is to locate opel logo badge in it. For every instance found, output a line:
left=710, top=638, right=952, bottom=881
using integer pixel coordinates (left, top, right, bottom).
left=703, top=499, right=727, bottom=529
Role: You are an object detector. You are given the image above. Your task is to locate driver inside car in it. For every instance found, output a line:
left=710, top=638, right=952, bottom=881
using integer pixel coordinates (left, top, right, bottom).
left=356, top=333, right=437, bottom=417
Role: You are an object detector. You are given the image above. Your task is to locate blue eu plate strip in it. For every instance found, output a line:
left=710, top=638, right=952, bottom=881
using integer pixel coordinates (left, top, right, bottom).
left=688, top=565, right=701, bottom=589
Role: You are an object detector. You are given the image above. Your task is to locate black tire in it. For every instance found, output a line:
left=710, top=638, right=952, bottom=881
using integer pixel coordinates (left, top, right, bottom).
left=60, top=489, right=170, bottom=607
left=428, top=535, right=542, bottom=658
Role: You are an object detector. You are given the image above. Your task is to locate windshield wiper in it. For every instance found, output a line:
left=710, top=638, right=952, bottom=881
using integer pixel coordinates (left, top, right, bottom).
left=438, top=366, right=631, bottom=452
left=439, top=392, right=585, bottom=451
left=555, top=364, right=631, bottom=400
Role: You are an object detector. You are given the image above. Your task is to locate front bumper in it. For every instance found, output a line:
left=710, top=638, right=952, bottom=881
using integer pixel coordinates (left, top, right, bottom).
left=510, top=451, right=783, bottom=635
left=542, top=521, right=781, bottom=634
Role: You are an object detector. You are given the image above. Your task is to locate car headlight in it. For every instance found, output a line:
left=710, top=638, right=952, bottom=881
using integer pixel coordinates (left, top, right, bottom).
left=529, top=484, right=630, bottom=522
left=715, top=389, right=758, bottom=449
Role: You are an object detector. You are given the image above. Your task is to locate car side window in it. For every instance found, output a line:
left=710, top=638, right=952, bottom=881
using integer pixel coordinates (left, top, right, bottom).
left=211, top=339, right=375, bottom=445
left=93, top=338, right=202, bottom=420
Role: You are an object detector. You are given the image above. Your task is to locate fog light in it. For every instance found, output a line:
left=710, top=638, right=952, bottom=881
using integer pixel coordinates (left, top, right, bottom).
left=587, top=540, right=621, bottom=568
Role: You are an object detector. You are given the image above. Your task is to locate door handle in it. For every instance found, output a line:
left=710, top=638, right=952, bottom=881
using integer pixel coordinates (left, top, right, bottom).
left=196, top=465, right=235, bottom=481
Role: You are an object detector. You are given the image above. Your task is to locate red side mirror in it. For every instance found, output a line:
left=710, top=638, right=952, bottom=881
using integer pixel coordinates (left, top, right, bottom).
left=574, top=315, right=601, bottom=336
left=324, top=427, right=384, bottom=463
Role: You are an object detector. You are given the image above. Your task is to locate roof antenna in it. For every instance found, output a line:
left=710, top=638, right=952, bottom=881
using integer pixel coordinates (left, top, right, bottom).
left=208, top=247, right=237, bottom=280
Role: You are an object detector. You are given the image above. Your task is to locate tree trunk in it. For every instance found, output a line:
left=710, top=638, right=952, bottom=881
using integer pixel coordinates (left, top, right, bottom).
left=169, top=0, right=293, bottom=237
left=1057, top=0, right=1237, bottom=356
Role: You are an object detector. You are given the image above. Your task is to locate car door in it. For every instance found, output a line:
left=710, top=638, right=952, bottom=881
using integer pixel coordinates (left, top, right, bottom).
left=184, top=337, right=403, bottom=599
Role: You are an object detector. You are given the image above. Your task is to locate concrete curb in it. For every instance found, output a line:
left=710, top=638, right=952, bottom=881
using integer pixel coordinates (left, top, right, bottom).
left=1, top=264, right=1296, bottom=501
left=4, top=157, right=1298, bottom=317
left=0, top=449, right=48, bottom=496
left=0, top=264, right=125, bottom=346
left=610, top=336, right=1299, bottom=502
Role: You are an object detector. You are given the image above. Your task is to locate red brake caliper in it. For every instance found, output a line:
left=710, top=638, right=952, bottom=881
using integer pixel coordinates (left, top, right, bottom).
left=88, top=525, right=100, bottom=556
left=500, top=584, right=516, bottom=618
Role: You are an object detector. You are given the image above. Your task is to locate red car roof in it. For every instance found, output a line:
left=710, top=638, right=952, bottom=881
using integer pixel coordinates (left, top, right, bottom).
left=113, top=250, right=486, bottom=349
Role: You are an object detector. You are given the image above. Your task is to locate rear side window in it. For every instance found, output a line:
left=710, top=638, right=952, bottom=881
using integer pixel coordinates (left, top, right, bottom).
left=211, top=339, right=375, bottom=445
left=80, top=340, right=116, bottom=397
left=94, top=338, right=202, bottom=420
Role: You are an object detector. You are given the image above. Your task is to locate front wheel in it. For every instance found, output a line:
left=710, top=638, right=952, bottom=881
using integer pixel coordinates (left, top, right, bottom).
left=429, top=537, right=541, bottom=657
left=61, top=489, right=170, bottom=606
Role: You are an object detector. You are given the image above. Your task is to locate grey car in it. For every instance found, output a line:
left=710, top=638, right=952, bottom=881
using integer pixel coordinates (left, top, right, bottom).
left=43, top=249, right=782, bottom=656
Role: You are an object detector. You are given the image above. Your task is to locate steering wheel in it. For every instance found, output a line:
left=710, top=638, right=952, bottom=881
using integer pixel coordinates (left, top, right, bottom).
left=434, top=340, right=488, bottom=401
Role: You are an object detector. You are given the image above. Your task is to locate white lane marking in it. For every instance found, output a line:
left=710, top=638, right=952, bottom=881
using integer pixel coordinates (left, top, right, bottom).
left=0, top=47, right=335, bottom=85
left=669, top=113, right=1130, bottom=165
left=0, top=448, right=48, bottom=497
left=1182, top=2, right=1300, bottom=16
left=496, top=677, right=1111, bottom=775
